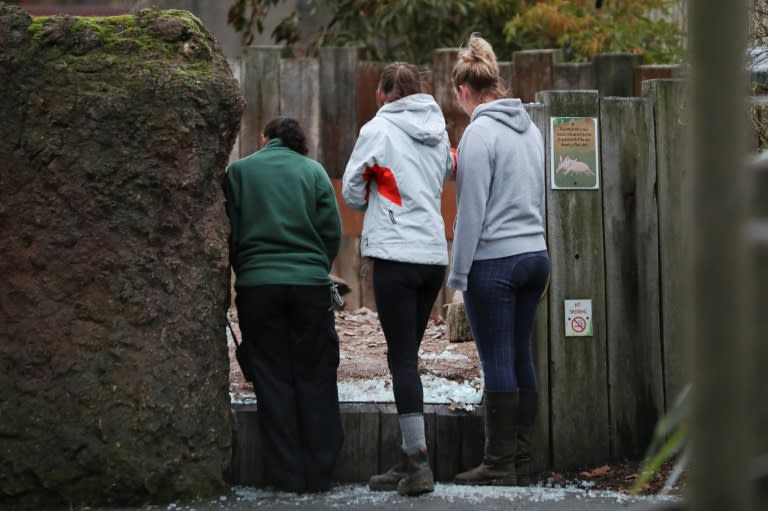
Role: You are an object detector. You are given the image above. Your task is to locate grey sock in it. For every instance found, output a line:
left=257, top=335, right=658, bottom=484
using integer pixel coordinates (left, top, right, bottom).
left=399, top=412, right=426, bottom=455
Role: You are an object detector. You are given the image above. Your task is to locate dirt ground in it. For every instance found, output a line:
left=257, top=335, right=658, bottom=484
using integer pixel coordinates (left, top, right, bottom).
left=227, top=306, right=481, bottom=402
left=226, top=306, right=686, bottom=498
left=540, top=459, right=686, bottom=497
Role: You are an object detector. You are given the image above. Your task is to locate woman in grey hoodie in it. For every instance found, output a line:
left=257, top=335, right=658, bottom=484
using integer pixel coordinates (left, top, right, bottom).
left=342, top=62, right=454, bottom=497
left=448, top=34, right=550, bottom=487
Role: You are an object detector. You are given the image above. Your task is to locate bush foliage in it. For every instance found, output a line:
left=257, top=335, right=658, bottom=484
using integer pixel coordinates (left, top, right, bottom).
left=503, top=0, right=685, bottom=63
left=227, top=0, right=684, bottom=64
left=228, top=0, right=521, bottom=63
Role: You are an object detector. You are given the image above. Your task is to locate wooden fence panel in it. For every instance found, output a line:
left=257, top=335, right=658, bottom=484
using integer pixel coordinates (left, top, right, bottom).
left=525, top=102, right=552, bottom=473
left=332, top=403, right=380, bottom=481
left=240, top=46, right=281, bottom=157
left=499, top=61, right=516, bottom=99
left=514, top=49, right=563, bottom=103
left=333, top=236, right=363, bottom=310
left=593, top=53, right=642, bottom=98
left=230, top=405, right=263, bottom=485
left=432, top=49, right=467, bottom=146
left=643, top=79, right=689, bottom=409
left=357, top=61, right=387, bottom=132
left=554, top=62, right=596, bottom=91
left=536, top=90, right=609, bottom=469
left=600, top=97, right=664, bottom=459
left=634, top=64, right=685, bottom=97
left=279, top=58, right=320, bottom=161
left=226, top=51, right=700, bottom=471
left=319, top=47, right=358, bottom=178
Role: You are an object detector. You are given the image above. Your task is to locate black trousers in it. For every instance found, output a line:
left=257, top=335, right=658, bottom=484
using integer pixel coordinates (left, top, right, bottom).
left=235, top=284, right=343, bottom=492
left=372, top=259, right=446, bottom=415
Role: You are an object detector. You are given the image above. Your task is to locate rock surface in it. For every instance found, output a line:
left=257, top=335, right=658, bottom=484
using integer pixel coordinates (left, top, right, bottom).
left=0, top=4, right=243, bottom=509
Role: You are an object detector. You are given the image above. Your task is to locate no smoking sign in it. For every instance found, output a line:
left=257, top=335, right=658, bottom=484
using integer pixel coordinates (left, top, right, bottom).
left=564, top=299, right=593, bottom=337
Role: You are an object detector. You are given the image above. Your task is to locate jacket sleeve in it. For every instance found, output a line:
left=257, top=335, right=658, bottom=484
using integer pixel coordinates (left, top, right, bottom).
left=342, top=124, right=383, bottom=211
left=223, top=164, right=241, bottom=270
left=447, top=146, right=458, bottom=180
left=447, top=129, right=492, bottom=291
left=445, top=137, right=458, bottom=180
left=315, top=168, right=342, bottom=268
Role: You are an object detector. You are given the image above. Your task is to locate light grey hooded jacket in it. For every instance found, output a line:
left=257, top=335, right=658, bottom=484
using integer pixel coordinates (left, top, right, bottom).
left=342, top=93, right=454, bottom=265
left=447, top=98, right=547, bottom=291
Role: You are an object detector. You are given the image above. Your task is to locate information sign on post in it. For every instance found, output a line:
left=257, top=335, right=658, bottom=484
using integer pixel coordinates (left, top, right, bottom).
left=550, top=117, right=600, bottom=190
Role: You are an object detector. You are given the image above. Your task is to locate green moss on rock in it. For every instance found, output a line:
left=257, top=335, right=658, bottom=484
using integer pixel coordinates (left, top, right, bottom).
left=1, top=3, right=243, bottom=509
left=24, top=8, right=220, bottom=79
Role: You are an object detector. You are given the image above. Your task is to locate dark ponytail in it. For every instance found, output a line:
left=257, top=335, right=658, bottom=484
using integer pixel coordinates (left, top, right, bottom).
left=263, top=117, right=309, bottom=155
left=378, top=62, right=425, bottom=103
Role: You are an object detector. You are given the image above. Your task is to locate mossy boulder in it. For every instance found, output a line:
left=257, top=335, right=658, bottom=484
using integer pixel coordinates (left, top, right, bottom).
left=0, top=3, right=243, bottom=509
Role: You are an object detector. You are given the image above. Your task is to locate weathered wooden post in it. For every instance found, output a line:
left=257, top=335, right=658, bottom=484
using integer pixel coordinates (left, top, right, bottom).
left=554, top=62, right=596, bottom=91
left=689, top=1, right=754, bottom=510
left=240, top=45, right=281, bottom=156
left=514, top=49, right=563, bottom=103
left=600, top=97, right=664, bottom=459
left=535, top=90, right=609, bottom=469
left=432, top=48, right=468, bottom=146
left=230, top=405, right=264, bottom=486
left=634, top=64, right=685, bottom=97
left=319, top=47, right=358, bottom=179
left=279, top=57, right=320, bottom=160
left=356, top=60, right=388, bottom=131
left=643, top=78, right=688, bottom=408
left=525, top=102, right=553, bottom=473
left=593, top=52, right=642, bottom=97
left=498, top=61, right=517, bottom=98
left=320, top=48, right=363, bottom=307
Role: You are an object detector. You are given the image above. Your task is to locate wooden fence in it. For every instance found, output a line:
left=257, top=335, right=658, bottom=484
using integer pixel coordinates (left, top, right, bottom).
left=226, top=46, right=694, bottom=469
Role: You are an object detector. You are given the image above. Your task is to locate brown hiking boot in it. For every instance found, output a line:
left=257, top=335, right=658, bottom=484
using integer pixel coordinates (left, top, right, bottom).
left=369, top=451, right=408, bottom=491
left=396, top=448, right=434, bottom=496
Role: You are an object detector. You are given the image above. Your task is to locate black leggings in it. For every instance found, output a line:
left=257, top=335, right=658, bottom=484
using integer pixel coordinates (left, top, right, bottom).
left=372, top=259, right=446, bottom=415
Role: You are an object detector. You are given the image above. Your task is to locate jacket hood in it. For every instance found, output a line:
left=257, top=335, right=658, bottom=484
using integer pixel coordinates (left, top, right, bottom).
left=471, top=98, right=531, bottom=133
left=377, top=93, right=447, bottom=146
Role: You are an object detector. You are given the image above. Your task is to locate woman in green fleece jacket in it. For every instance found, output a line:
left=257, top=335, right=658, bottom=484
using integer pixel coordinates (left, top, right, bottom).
left=224, top=117, right=343, bottom=493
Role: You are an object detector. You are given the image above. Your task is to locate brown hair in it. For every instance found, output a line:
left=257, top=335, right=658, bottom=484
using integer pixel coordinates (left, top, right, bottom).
left=452, top=34, right=509, bottom=99
left=263, top=117, right=308, bottom=155
left=378, top=62, right=425, bottom=103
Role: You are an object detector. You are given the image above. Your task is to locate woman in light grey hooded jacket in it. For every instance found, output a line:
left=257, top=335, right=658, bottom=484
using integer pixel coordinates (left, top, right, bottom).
left=449, top=35, right=550, bottom=488
left=342, top=62, right=454, bottom=497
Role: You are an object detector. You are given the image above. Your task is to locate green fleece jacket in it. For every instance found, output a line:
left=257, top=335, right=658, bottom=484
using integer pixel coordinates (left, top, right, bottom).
left=224, top=139, right=342, bottom=288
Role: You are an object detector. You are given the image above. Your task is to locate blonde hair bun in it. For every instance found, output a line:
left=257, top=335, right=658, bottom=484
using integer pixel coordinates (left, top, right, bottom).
left=452, top=33, right=507, bottom=97
left=458, top=33, right=499, bottom=76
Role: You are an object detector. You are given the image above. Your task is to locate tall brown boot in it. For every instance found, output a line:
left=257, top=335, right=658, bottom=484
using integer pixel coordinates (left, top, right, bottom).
left=515, top=389, right=538, bottom=486
left=454, top=390, right=518, bottom=485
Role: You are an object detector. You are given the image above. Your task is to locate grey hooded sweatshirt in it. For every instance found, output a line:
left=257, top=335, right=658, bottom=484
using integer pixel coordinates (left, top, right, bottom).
left=342, top=93, right=454, bottom=265
left=447, top=98, right=547, bottom=291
